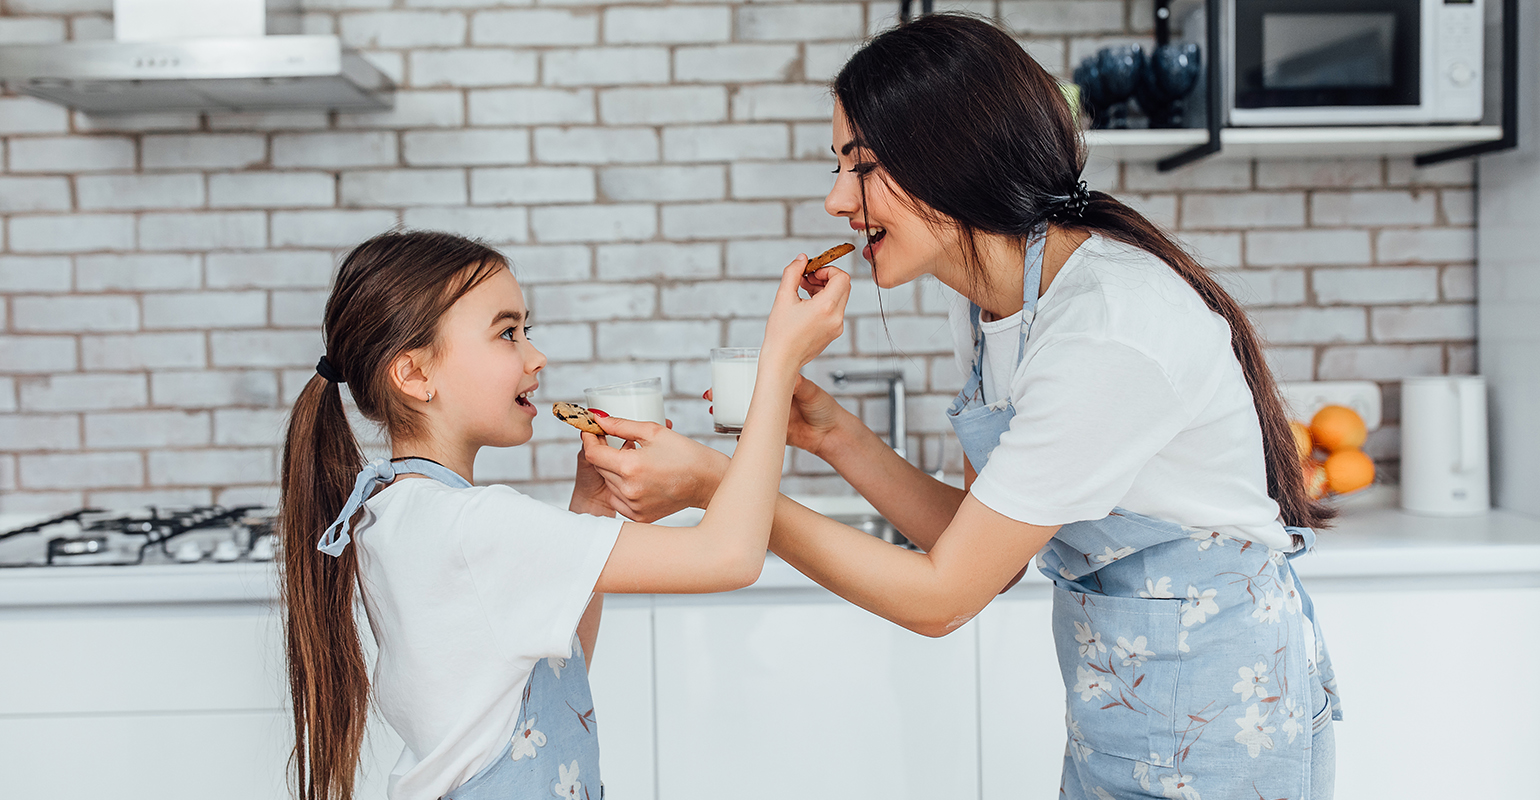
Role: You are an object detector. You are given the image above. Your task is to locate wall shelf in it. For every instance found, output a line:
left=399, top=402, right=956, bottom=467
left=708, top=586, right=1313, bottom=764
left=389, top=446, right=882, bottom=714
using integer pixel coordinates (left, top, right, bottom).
left=1086, top=125, right=1505, bottom=164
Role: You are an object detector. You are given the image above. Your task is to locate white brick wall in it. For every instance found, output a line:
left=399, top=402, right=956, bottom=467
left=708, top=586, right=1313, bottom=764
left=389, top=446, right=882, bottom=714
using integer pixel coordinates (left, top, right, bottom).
left=0, top=0, right=1479, bottom=508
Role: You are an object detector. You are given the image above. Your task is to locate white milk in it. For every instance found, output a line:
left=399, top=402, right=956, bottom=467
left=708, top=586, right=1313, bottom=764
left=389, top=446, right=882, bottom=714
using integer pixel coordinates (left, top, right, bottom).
left=584, top=378, right=665, bottom=448
left=710, top=351, right=758, bottom=433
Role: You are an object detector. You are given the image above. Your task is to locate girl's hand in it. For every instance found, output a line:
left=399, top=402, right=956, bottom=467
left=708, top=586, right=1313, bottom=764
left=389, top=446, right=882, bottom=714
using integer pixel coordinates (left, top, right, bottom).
left=581, top=416, right=730, bottom=522
left=704, top=375, right=850, bottom=458
left=763, top=256, right=850, bottom=370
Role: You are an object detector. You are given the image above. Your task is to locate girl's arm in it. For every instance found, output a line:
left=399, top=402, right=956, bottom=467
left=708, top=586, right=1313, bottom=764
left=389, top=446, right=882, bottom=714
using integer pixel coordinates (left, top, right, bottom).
left=576, top=595, right=603, bottom=664
left=592, top=258, right=850, bottom=595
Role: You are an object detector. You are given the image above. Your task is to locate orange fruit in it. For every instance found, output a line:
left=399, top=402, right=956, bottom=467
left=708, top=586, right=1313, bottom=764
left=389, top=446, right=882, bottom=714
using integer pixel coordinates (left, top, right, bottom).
left=1303, top=459, right=1328, bottom=500
left=1323, top=449, right=1375, bottom=495
left=1289, top=420, right=1313, bottom=461
left=1310, top=405, right=1367, bottom=452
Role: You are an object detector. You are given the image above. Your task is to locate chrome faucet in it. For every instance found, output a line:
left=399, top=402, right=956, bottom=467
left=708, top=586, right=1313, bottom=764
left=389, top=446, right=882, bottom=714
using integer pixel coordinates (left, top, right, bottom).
left=829, top=370, right=906, bottom=460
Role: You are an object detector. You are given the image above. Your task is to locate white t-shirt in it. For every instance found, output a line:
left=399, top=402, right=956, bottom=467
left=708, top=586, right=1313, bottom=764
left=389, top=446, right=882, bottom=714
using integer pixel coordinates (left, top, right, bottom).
left=949, top=233, right=1293, bottom=549
left=352, top=478, right=623, bottom=800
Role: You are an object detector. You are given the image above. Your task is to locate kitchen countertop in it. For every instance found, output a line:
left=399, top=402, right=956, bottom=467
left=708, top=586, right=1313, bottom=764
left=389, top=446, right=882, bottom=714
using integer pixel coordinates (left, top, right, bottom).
left=2, top=488, right=1537, bottom=608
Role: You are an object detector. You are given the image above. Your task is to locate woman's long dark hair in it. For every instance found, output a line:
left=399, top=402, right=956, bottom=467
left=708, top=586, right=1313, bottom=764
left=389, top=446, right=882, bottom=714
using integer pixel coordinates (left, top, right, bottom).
left=835, top=14, right=1333, bottom=529
left=279, top=231, right=507, bottom=800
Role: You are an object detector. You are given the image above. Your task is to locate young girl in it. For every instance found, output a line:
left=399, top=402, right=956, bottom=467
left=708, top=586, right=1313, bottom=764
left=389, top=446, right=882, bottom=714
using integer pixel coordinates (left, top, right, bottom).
left=279, top=230, right=849, bottom=800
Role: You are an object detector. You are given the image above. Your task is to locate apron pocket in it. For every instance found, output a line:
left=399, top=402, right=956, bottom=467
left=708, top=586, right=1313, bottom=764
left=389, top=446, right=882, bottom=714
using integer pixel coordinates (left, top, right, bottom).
left=1052, top=582, right=1183, bottom=765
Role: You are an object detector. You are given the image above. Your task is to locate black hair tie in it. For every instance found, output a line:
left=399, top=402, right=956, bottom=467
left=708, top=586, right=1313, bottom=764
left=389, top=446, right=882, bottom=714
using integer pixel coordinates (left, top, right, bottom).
left=316, top=356, right=344, bottom=384
left=1047, top=180, right=1092, bottom=221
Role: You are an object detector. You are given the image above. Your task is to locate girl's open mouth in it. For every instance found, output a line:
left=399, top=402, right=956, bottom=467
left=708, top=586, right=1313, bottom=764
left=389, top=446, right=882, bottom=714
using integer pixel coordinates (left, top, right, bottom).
left=515, top=389, right=536, bottom=414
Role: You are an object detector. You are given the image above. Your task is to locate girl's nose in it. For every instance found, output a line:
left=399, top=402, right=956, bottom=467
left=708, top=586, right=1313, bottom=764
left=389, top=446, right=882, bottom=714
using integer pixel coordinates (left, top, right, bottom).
left=528, top=342, right=547, bottom=374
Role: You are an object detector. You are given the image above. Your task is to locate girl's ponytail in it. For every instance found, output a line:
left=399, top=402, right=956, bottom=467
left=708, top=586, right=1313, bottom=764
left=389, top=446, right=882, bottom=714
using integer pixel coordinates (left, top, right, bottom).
left=280, top=373, right=367, bottom=800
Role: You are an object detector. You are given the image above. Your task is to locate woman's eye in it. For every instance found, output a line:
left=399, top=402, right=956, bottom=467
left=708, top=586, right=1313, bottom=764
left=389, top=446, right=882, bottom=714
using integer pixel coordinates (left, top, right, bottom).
left=853, top=162, right=878, bottom=175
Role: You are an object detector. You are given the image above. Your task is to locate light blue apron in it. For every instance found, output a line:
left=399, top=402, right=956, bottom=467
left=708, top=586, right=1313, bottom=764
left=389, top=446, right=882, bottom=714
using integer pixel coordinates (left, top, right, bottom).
left=319, top=458, right=603, bottom=800
left=946, top=230, right=1341, bottom=800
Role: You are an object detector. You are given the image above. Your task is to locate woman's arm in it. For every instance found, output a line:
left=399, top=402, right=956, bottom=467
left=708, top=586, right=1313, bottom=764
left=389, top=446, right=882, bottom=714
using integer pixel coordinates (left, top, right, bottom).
left=768, top=493, right=1058, bottom=636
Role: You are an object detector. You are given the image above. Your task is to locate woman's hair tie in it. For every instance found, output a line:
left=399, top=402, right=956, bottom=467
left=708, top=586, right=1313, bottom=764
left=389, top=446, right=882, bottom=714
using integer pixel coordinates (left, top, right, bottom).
left=1046, top=180, right=1092, bottom=221
left=316, top=355, right=345, bottom=384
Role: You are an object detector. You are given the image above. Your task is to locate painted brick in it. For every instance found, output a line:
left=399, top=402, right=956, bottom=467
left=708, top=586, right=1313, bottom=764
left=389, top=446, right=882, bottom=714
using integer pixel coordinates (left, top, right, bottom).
left=1386, top=158, right=1473, bottom=187
left=404, top=129, right=531, bottom=166
left=207, top=110, right=329, bottom=131
left=409, top=48, right=538, bottom=87
left=600, top=165, right=725, bottom=202
left=341, top=168, right=468, bottom=206
left=470, top=88, right=596, bottom=126
left=596, top=243, right=721, bottom=280
left=474, top=446, right=534, bottom=482
left=339, top=11, right=467, bottom=47
left=538, top=360, right=672, bottom=400
left=534, top=127, right=658, bottom=164
left=142, top=291, right=267, bottom=329
left=502, top=245, right=592, bottom=283
left=143, top=134, right=265, bottom=170
left=272, top=290, right=330, bottom=328
left=1018, top=36, right=1070, bottom=76
left=8, top=136, right=134, bottom=172
left=75, top=254, right=201, bottom=291
left=82, top=333, right=206, bottom=370
left=272, top=210, right=399, bottom=247
left=1371, top=304, right=1475, bottom=343
left=599, top=87, right=728, bottom=125
left=736, top=4, right=863, bottom=41
left=149, top=448, right=276, bottom=486
left=1311, top=191, right=1436, bottom=227
left=88, top=487, right=214, bottom=508
left=675, top=44, right=799, bottom=83
left=1312, top=267, right=1439, bottom=305
left=209, top=172, right=336, bottom=208
left=661, top=201, right=783, bottom=240
left=530, top=203, right=656, bottom=243
left=273, top=131, right=398, bottom=168
left=1213, top=269, right=1305, bottom=307
left=1318, top=345, right=1443, bottom=380
left=1376, top=228, right=1475, bottom=264
left=139, top=212, right=266, bottom=250
left=336, top=90, right=465, bottom=129
left=0, top=256, right=71, bottom=291
left=20, top=374, right=147, bottom=411
left=0, top=381, right=13, bottom=415
left=471, top=166, right=596, bottom=204
left=474, top=9, right=598, bottom=45
left=1121, top=194, right=1177, bottom=230
left=1245, top=230, right=1372, bottom=267
left=85, top=410, right=211, bottom=449
left=790, top=200, right=849, bottom=236
left=76, top=173, right=205, bottom=210
left=151, top=371, right=280, bottom=408
left=1448, top=343, right=1476, bottom=375
left=854, top=315, right=952, bottom=355
left=542, top=47, right=669, bottom=86
left=1249, top=307, right=1366, bottom=345
left=9, top=0, right=111, bottom=12
left=663, top=124, right=788, bottom=162
left=211, top=330, right=324, bottom=367
left=597, top=320, right=719, bottom=358
left=731, top=84, right=834, bottom=122
left=20, top=452, right=144, bottom=490
left=1255, top=159, right=1382, bottom=189
left=803, top=42, right=862, bottom=83
left=525, top=321, right=592, bottom=362
left=730, top=161, right=833, bottom=199
left=1182, top=192, right=1305, bottom=229
left=661, top=280, right=777, bottom=317
left=1440, top=265, right=1475, bottom=302
left=213, top=408, right=290, bottom=447
left=13, top=296, right=139, bottom=333
left=9, top=214, right=134, bottom=253
left=0, top=177, right=71, bottom=212
left=1263, top=347, right=1315, bottom=383
left=1441, top=189, right=1475, bottom=226
left=207, top=251, right=336, bottom=289
left=792, top=123, right=835, bottom=159
left=0, top=16, right=66, bottom=43
left=401, top=207, right=531, bottom=243
left=0, top=97, right=69, bottom=134
left=71, top=111, right=201, bottom=133
left=604, top=6, right=729, bottom=43
left=0, top=336, right=77, bottom=373
left=1125, top=159, right=1251, bottom=191
left=1001, top=0, right=1124, bottom=34
left=0, top=415, right=81, bottom=451
left=525, top=283, right=655, bottom=322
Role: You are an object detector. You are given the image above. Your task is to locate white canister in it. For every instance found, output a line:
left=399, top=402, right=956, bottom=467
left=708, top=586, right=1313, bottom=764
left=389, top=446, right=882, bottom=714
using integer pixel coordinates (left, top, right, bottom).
left=1400, top=376, right=1490, bottom=516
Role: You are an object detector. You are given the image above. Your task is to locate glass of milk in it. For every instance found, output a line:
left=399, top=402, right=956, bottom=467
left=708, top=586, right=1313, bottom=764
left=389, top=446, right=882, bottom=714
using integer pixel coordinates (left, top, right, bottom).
left=583, top=377, right=666, bottom=449
left=710, top=348, right=759, bottom=435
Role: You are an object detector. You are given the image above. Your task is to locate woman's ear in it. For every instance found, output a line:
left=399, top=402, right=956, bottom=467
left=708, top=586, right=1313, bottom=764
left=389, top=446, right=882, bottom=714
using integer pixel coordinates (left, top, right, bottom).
left=389, top=349, right=433, bottom=404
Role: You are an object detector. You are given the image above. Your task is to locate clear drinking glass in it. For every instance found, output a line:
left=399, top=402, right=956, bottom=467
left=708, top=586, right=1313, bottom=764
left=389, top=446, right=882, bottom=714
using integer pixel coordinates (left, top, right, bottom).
left=710, top=348, right=759, bottom=435
left=583, top=377, right=665, bottom=448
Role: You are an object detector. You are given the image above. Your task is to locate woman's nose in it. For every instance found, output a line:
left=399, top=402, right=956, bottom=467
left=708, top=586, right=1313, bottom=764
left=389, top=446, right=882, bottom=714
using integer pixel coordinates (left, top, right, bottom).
left=825, top=173, right=860, bottom=220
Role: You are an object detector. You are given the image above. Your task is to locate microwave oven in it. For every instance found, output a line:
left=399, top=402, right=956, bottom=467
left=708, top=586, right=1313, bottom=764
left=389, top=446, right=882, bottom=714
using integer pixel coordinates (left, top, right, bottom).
left=1227, top=0, right=1484, bottom=126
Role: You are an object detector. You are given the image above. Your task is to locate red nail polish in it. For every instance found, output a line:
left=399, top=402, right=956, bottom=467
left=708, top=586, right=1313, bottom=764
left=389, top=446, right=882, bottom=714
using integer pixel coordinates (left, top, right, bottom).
left=701, top=390, right=709, bottom=399
left=588, top=408, right=610, bottom=417
left=708, top=406, right=713, bottom=414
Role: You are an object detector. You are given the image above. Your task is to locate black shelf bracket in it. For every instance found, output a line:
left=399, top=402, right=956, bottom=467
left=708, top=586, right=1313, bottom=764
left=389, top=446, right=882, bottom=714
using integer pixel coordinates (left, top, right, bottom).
left=1415, top=0, right=1519, bottom=166
left=1158, top=0, right=1223, bottom=172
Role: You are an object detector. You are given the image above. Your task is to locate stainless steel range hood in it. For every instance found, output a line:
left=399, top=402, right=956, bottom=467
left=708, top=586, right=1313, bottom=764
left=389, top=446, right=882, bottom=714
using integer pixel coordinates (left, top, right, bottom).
left=0, top=0, right=393, bottom=114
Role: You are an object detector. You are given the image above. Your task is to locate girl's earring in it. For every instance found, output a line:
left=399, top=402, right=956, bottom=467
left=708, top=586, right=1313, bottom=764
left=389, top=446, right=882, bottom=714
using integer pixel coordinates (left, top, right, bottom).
left=426, top=391, right=434, bottom=403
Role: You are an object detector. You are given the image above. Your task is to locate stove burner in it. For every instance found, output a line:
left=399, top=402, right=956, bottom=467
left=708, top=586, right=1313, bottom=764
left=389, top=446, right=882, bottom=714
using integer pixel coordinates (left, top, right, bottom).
left=3, top=505, right=276, bottom=568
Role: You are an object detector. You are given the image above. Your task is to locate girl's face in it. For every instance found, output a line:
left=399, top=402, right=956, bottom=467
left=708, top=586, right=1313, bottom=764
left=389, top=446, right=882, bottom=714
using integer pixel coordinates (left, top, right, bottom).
left=429, top=266, right=546, bottom=448
left=825, top=102, right=951, bottom=288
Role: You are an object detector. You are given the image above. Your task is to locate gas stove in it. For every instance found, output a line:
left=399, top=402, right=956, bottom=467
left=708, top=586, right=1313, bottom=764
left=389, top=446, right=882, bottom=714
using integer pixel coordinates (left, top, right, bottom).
left=0, top=506, right=277, bottom=568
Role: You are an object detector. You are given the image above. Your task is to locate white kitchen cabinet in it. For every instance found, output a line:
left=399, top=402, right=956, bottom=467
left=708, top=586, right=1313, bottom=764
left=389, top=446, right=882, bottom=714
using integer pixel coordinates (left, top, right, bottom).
left=650, top=594, right=979, bottom=800
left=586, top=597, right=657, bottom=800
left=976, top=588, right=1069, bottom=800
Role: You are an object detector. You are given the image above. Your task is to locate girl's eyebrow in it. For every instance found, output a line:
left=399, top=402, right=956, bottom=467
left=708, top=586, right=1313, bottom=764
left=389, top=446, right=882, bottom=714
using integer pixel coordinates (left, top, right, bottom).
left=490, top=309, right=525, bottom=327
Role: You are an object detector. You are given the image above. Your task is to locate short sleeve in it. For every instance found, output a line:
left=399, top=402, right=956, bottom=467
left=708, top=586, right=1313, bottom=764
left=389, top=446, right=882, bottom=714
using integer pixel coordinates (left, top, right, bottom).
left=454, top=486, right=622, bottom=662
left=969, top=334, right=1195, bottom=526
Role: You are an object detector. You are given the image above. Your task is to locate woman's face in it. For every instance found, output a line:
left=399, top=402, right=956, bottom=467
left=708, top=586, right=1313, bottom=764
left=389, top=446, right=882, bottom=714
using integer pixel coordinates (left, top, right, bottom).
left=429, top=266, right=546, bottom=448
left=825, top=102, right=951, bottom=289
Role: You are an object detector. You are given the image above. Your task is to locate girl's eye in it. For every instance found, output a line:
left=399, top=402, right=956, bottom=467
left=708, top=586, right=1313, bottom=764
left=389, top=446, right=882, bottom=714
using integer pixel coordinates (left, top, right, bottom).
left=500, top=327, right=518, bottom=341
left=523, top=325, right=534, bottom=339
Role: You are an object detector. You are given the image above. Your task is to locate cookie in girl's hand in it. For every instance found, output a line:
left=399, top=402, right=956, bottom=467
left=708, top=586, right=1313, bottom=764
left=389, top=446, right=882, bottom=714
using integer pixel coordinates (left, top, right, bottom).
left=803, top=243, right=854, bottom=275
left=552, top=402, right=605, bottom=436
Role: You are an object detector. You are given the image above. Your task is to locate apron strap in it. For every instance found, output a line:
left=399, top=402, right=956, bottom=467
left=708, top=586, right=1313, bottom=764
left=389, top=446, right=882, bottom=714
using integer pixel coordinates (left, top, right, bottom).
left=317, top=457, right=471, bottom=557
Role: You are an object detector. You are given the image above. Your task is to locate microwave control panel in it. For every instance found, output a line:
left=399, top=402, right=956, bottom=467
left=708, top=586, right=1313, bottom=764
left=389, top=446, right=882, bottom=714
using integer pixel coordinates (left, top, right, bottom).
left=1434, top=0, right=1484, bottom=121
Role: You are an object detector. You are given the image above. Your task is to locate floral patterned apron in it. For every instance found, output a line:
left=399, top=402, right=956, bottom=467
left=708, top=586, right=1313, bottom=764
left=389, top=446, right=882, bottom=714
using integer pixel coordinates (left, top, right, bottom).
left=946, top=229, right=1341, bottom=800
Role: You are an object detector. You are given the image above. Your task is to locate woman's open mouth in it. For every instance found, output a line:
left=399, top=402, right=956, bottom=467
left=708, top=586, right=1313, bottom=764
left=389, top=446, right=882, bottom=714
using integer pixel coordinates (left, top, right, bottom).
left=862, top=225, right=887, bottom=260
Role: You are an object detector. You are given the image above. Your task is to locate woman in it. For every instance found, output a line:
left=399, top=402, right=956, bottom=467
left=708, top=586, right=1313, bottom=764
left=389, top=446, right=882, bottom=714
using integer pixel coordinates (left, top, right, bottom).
left=582, top=14, right=1339, bottom=799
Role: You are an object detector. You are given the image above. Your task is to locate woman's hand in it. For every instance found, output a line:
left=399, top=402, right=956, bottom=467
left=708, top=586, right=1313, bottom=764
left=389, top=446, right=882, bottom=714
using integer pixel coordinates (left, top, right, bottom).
left=705, top=374, right=851, bottom=459
left=568, top=445, right=615, bottom=517
left=581, top=416, right=730, bottom=522
left=762, top=257, right=850, bottom=370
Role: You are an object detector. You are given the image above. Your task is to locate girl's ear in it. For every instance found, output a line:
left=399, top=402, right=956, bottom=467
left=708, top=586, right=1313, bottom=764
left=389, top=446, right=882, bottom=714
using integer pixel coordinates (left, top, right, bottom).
left=389, top=349, right=433, bottom=404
